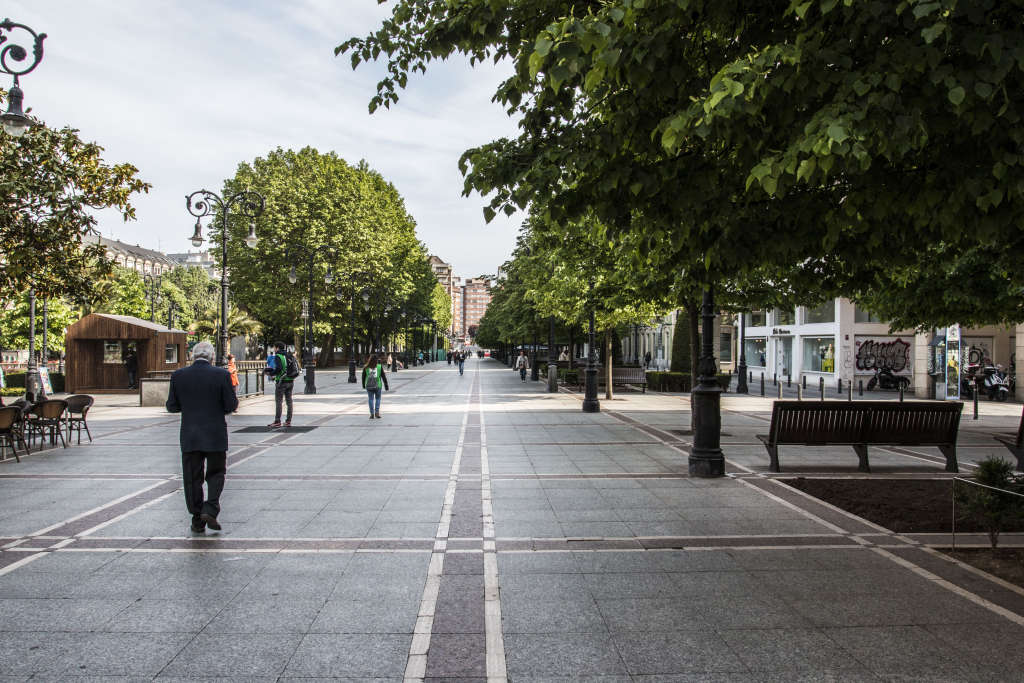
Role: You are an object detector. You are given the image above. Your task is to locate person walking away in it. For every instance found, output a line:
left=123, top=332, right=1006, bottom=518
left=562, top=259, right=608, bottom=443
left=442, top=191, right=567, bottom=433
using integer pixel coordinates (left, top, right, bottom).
left=447, top=351, right=452, bottom=365
left=458, top=350, right=466, bottom=376
left=226, top=354, right=239, bottom=392
left=166, top=341, right=238, bottom=534
left=267, top=342, right=298, bottom=428
left=418, top=350, right=424, bottom=366
left=124, top=349, right=138, bottom=389
left=644, top=350, right=651, bottom=369
left=362, top=354, right=390, bottom=418
left=515, top=350, right=529, bottom=382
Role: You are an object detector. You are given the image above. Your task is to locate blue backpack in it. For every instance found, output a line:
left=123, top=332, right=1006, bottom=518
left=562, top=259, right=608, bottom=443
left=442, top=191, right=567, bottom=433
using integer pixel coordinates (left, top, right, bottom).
left=264, top=354, right=279, bottom=376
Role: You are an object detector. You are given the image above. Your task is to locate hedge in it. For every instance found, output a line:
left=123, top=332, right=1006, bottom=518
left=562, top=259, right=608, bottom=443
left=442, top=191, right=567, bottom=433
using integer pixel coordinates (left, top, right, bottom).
left=2, top=372, right=66, bottom=393
left=644, top=372, right=733, bottom=393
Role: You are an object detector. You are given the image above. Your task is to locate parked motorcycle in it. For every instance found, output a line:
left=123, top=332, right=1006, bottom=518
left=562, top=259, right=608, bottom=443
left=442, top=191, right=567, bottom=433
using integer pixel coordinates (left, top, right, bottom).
left=983, top=365, right=1011, bottom=402
left=866, top=366, right=911, bottom=391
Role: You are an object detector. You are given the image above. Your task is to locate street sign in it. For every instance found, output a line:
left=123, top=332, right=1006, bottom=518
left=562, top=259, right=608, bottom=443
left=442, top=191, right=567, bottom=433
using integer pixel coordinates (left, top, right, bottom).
left=302, top=298, right=309, bottom=319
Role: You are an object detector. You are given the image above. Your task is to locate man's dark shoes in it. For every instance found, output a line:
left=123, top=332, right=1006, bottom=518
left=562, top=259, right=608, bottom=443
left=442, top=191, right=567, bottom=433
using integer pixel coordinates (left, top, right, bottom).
left=190, top=519, right=206, bottom=534
left=283, top=420, right=291, bottom=428
left=267, top=421, right=282, bottom=428
left=200, top=513, right=222, bottom=531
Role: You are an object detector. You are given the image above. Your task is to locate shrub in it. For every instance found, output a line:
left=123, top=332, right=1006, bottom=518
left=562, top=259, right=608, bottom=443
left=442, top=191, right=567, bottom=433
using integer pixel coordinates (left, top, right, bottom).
left=1, top=387, right=24, bottom=397
left=646, top=372, right=691, bottom=392
left=954, top=456, right=1024, bottom=549
left=2, top=372, right=65, bottom=393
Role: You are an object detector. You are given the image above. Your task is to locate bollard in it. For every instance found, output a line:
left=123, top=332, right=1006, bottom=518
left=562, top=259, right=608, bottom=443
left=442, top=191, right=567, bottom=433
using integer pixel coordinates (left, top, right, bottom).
left=787, top=375, right=792, bottom=387
left=837, top=378, right=842, bottom=393
left=802, top=375, right=806, bottom=390
left=847, top=383, right=853, bottom=402
left=973, top=386, right=979, bottom=420
left=797, top=385, right=802, bottom=401
left=858, top=380, right=863, bottom=396
left=773, top=373, right=777, bottom=386
left=899, top=385, right=904, bottom=402
left=760, top=373, right=765, bottom=397
left=749, top=370, right=753, bottom=382
left=820, top=376, right=825, bottom=401
left=777, top=382, right=783, bottom=399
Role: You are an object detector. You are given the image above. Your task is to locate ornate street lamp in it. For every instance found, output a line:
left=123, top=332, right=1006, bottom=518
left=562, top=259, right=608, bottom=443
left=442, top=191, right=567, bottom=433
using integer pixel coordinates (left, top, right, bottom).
left=689, top=287, right=725, bottom=477
left=284, top=246, right=336, bottom=394
left=168, top=301, right=179, bottom=330
left=0, top=19, right=46, bottom=139
left=582, top=277, right=600, bottom=413
left=547, top=316, right=558, bottom=393
left=185, top=188, right=265, bottom=366
left=143, top=273, right=161, bottom=323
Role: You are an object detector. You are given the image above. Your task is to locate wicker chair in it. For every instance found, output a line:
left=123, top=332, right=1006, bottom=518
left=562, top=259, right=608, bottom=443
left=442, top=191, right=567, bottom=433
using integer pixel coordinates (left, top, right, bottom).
left=25, top=399, right=68, bottom=450
left=65, top=394, right=95, bottom=445
left=0, top=406, right=28, bottom=462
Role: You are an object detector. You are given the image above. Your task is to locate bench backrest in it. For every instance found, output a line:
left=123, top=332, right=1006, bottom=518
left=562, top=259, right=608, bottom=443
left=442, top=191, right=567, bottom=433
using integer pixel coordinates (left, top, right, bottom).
left=769, top=401, right=962, bottom=445
left=612, top=367, right=647, bottom=382
left=1015, top=407, right=1024, bottom=448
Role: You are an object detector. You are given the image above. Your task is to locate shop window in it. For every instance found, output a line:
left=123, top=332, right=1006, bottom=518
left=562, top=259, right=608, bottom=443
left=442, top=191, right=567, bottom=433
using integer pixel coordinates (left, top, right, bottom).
left=745, top=310, right=766, bottom=327
left=854, top=306, right=883, bottom=323
left=744, top=338, right=767, bottom=367
left=103, top=341, right=122, bottom=364
left=774, top=308, right=795, bottom=326
left=720, top=333, right=732, bottom=362
left=165, top=344, right=179, bottom=364
left=803, top=336, right=836, bottom=373
left=804, top=301, right=835, bottom=324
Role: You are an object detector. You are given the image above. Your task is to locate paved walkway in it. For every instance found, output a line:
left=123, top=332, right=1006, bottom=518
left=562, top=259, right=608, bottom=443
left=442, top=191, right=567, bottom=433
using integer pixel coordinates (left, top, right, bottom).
left=1, top=359, right=1023, bottom=680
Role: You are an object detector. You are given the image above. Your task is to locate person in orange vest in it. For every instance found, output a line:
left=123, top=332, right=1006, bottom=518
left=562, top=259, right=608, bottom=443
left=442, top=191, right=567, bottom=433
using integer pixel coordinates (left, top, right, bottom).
left=226, top=354, right=240, bottom=391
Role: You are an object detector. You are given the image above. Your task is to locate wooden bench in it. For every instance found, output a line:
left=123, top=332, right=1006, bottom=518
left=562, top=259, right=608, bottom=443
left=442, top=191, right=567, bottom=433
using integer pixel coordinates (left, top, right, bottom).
left=994, top=408, right=1024, bottom=471
left=757, top=401, right=962, bottom=473
left=567, top=366, right=647, bottom=393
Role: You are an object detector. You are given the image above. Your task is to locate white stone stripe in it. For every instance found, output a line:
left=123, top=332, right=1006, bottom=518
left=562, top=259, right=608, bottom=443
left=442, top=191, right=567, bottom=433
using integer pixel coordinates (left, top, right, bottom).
left=404, top=369, right=474, bottom=682
left=27, top=479, right=171, bottom=537
left=872, top=546, right=1024, bottom=627
left=76, top=489, right=179, bottom=537
left=732, top=476, right=851, bottom=535
left=0, top=552, right=46, bottom=576
left=479, top=393, right=508, bottom=682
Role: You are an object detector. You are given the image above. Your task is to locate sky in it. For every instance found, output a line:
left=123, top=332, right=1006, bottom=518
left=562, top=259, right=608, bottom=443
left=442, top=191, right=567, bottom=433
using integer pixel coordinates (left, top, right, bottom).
left=5, top=0, right=524, bottom=279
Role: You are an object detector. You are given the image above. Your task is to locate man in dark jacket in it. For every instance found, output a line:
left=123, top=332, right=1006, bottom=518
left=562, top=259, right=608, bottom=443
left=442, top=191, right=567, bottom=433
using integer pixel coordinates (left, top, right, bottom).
left=166, top=341, right=239, bottom=533
left=124, top=349, right=138, bottom=389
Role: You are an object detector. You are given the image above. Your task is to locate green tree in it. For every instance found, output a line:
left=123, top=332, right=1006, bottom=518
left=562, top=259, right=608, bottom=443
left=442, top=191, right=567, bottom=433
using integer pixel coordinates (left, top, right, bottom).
left=162, top=266, right=218, bottom=328
left=189, top=305, right=263, bottom=343
left=0, top=90, right=150, bottom=306
left=87, top=267, right=149, bottom=319
left=0, top=295, right=77, bottom=354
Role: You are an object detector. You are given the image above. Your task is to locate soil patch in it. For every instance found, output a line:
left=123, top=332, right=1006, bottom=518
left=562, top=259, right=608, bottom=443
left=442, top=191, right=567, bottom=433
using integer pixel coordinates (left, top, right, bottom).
left=942, top=548, right=1024, bottom=589
left=784, top=477, right=1024, bottom=534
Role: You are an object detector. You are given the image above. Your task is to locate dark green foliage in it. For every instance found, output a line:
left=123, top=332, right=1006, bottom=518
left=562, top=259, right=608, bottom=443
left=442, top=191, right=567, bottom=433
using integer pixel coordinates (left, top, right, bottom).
left=646, top=372, right=691, bottom=393
left=955, top=456, right=1024, bottom=549
left=3, top=372, right=64, bottom=393
left=670, top=321, right=691, bottom=374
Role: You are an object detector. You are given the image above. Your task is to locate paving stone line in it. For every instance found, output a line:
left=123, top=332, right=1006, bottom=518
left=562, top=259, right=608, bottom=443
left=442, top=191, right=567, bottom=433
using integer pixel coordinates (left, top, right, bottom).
left=479, top=382, right=508, bottom=682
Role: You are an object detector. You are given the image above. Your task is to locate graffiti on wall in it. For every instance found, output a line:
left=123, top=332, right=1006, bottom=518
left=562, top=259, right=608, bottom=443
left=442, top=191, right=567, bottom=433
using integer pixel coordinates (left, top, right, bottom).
left=854, top=337, right=911, bottom=374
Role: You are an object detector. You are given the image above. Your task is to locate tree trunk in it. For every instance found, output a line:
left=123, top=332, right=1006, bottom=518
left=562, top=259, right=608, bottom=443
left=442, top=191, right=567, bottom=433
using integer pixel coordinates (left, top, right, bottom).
left=568, top=327, right=575, bottom=371
left=605, top=329, right=613, bottom=400
left=688, top=306, right=700, bottom=389
left=293, top=332, right=303, bottom=365
left=318, top=332, right=335, bottom=367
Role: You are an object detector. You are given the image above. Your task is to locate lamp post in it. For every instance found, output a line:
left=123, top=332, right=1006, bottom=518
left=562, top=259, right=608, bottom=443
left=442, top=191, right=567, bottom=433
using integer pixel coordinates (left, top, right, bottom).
left=143, top=273, right=161, bottom=323
left=0, top=19, right=46, bottom=139
left=531, top=327, right=540, bottom=381
left=736, top=311, right=748, bottom=394
left=185, top=189, right=264, bottom=366
left=25, top=288, right=40, bottom=400
left=286, top=246, right=336, bottom=394
left=689, top=286, right=725, bottom=477
left=547, top=316, right=557, bottom=393
left=168, top=301, right=178, bottom=330
left=633, top=324, right=640, bottom=366
left=582, top=278, right=600, bottom=413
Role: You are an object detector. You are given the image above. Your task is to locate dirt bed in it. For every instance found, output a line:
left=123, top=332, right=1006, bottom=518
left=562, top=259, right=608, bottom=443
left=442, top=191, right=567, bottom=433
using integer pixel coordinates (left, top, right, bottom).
left=784, top=477, right=1024, bottom=534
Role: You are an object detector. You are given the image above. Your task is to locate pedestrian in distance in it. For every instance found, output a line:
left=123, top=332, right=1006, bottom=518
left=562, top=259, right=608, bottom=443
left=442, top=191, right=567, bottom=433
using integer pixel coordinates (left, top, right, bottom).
left=124, top=348, right=138, bottom=389
left=447, top=351, right=452, bottom=365
left=417, top=350, right=424, bottom=366
left=165, top=341, right=238, bottom=534
left=644, top=350, right=652, bottom=368
left=267, top=342, right=299, bottom=428
left=226, top=353, right=239, bottom=392
left=362, top=353, right=390, bottom=419
left=458, top=350, right=466, bottom=376
left=515, top=350, right=529, bottom=382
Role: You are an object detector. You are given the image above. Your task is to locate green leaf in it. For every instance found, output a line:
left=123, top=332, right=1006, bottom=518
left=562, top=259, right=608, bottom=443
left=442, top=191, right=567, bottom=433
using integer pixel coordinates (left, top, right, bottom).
left=794, top=2, right=812, bottom=18
left=534, top=36, right=553, bottom=57
left=820, top=0, right=838, bottom=14
left=975, top=82, right=993, bottom=99
left=948, top=85, right=965, bottom=105
left=796, top=157, right=817, bottom=182
left=483, top=206, right=496, bottom=223
left=912, top=1, right=940, bottom=19
left=921, top=22, right=946, bottom=44
left=827, top=124, right=849, bottom=143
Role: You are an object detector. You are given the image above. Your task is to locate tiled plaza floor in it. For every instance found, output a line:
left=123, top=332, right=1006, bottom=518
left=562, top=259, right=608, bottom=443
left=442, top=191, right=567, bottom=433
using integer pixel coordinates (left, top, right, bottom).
left=1, top=359, right=1023, bottom=681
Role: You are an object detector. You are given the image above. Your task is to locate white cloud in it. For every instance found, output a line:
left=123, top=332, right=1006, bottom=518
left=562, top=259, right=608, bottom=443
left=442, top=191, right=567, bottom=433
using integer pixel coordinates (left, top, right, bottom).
left=5, top=0, right=523, bottom=275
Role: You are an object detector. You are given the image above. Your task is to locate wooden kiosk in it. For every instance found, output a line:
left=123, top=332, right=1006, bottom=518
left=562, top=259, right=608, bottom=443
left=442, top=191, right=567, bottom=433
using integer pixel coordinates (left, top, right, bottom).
left=65, top=314, right=188, bottom=394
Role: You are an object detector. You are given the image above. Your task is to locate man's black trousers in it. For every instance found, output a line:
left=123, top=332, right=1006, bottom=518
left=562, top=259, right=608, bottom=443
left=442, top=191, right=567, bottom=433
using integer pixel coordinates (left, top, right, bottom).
left=182, top=450, right=226, bottom=519
left=275, top=380, right=294, bottom=422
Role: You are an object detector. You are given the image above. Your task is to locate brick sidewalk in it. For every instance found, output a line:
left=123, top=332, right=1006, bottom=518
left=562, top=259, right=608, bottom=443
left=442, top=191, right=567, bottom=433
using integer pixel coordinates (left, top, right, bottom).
left=0, top=359, right=1021, bottom=680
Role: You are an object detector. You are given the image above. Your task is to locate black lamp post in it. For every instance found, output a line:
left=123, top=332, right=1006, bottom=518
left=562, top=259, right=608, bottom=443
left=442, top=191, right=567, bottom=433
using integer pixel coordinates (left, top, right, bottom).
left=143, top=273, right=161, bottom=323
left=185, top=189, right=265, bottom=366
left=0, top=19, right=46, bottom=139
left=531, top=327, right=540, bottom=381
left=582, top=278, right=600, bottom=413
left=286, top=246, right=336, bottom=394
left=633, top=324, right=640, bottom=366
left=168, top=301, right=178, bottom=330
left=547, top=316, right=557, bottom=393
left=736, top=311, right=748, bottom=394
left=689, top=286, right=725, bottom=477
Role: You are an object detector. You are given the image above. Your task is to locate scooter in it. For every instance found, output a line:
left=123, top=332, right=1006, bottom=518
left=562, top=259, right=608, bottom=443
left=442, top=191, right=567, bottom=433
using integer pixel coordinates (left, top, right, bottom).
left=984, top=366, right=1011, bottom=402
left=866, top=366, right=911, bottom=391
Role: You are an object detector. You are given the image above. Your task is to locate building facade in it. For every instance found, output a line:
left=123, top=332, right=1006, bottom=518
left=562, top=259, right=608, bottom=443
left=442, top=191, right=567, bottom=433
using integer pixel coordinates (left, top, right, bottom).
left=166, top=250, right=219, bottom=279
left=460, top=278, right=491, bottom=343
left=89, top=236, right=177, bottom=276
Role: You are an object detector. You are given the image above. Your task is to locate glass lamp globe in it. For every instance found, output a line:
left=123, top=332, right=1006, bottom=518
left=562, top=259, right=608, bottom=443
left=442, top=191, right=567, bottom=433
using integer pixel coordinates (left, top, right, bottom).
left=325, top=269, right=334, bottom=284
left=244, top=224, right=258, bottom=248
left=288, top=266, right=297, bottom=285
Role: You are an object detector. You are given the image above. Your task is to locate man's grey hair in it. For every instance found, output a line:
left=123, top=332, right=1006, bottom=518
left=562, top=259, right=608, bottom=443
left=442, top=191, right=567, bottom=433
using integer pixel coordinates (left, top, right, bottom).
left=192, top=341, right=215, bottom=362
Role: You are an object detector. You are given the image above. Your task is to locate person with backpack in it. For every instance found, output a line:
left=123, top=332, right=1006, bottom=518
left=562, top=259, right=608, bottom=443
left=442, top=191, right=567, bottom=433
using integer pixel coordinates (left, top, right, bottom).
left=267, top=342, right=299, bottom=428
left=515, top=350, right=529, bottom=382
left=361, top=354, right=390, bottom=419
left=457, top=350, right=466, bottom=376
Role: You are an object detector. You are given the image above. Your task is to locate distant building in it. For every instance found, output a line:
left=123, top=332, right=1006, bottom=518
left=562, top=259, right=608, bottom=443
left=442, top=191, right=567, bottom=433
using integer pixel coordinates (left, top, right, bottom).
left=87, top=236, right=177, bottom=276
left=456, top=278, right=491, bottom=344
left=166, top=250, right=219, bottom=279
